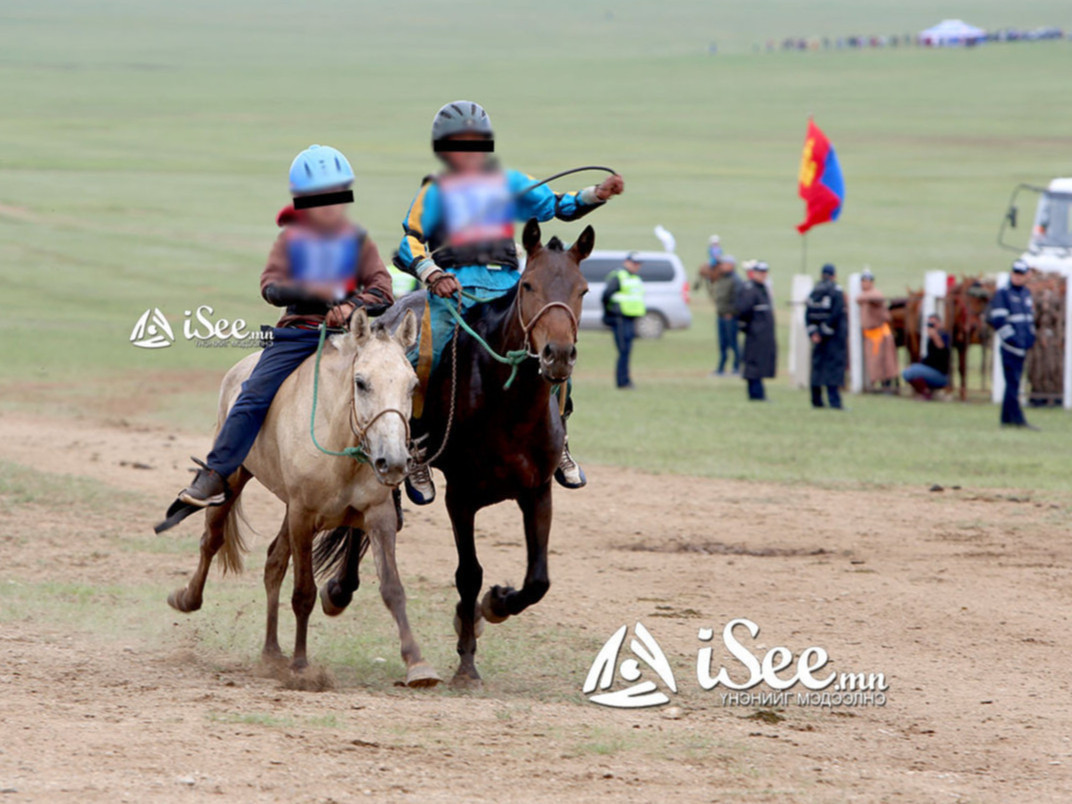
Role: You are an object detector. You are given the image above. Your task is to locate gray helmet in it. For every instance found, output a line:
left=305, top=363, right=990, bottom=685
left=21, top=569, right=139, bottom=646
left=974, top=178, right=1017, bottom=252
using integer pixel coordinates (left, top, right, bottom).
left=431, top=100, right=493, bottom=146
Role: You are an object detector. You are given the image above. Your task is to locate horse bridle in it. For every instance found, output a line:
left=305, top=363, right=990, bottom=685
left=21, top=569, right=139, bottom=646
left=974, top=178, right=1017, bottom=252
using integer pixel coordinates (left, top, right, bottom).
left=345, top=357, right=412, bottom=459
left=514, top=289, right=579, bottom=359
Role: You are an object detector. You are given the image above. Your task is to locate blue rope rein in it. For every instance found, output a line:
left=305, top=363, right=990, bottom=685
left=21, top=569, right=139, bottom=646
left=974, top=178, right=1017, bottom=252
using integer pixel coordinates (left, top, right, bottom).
left=442, top=290, right=530, bottom=389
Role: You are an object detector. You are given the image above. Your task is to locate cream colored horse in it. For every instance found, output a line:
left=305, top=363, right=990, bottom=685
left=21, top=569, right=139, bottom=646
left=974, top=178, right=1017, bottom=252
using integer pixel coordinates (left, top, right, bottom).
left=168, top=308, right=440, bottom=686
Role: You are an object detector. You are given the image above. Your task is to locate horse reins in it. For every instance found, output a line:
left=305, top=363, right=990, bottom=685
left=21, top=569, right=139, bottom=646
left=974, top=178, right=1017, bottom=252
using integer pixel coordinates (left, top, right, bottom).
left=310, top=323, right=411, bottom=469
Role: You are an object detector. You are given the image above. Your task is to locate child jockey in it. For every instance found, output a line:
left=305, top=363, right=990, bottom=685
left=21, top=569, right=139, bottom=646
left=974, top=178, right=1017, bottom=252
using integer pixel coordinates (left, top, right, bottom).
left=394, top=100, right=624, bottom=505
left=164, top=145, right=394, bottom=515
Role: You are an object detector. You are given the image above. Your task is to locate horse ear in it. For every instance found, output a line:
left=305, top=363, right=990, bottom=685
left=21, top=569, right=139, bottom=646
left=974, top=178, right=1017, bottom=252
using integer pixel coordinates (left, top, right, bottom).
left=522, top=218, right=542, bottom=255
left=570, top=225, right=595, bottom=262
left=349, top=306, right=370, bottom=341
left=396, top=309, right=418, bottom=350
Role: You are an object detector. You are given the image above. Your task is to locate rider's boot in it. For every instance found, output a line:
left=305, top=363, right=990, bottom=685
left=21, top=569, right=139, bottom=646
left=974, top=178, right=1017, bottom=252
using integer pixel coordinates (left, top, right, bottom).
left=554, top=434, right=587, bottom=489
left=177, top=457, right=230, bottom=508
left=404, top=435, right=436, bottom=505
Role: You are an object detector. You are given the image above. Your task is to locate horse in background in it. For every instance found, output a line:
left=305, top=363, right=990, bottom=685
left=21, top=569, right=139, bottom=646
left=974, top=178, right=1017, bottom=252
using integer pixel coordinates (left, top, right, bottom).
left=891, top=278, right=994, bottom=400
left=889, top=291, right=924, bottom=365
left=945, top=275, right=994, bottom=400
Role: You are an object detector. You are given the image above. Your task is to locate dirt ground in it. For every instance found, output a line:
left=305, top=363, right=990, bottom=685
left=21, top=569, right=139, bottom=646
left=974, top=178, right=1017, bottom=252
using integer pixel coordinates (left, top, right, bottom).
left=1, top=410, right=1070, bottom=803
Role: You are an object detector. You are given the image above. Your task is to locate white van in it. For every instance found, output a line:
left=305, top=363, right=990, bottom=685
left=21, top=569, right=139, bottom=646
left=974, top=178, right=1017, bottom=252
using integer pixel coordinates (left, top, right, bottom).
left=578, top=250, right=692, bottom=338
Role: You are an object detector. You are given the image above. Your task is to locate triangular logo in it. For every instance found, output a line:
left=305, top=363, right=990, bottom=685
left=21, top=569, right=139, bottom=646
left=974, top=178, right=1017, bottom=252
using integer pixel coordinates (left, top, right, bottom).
left=582, top=622, right=676, bottom=708
left=130, top=308, right=174, bottom=349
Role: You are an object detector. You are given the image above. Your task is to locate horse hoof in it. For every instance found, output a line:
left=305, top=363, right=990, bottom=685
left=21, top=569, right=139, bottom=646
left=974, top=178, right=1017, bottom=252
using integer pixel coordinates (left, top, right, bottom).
left=261, top=647, right=287, bottom=667
left=167, top=588, right=200, bottom=613
left=319, top=581, right=351, bottom=617
left=480, top=588, right=509, bottom=624
left=449, top=672, right=483, bottom=691
left=405, top=662, right=442, bottom=688
left=453, top=611, right=485, bottom=639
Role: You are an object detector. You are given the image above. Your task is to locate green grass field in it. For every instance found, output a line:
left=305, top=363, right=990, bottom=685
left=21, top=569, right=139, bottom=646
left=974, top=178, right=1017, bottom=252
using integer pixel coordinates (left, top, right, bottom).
left=2, top=0, right=1070, bottom=490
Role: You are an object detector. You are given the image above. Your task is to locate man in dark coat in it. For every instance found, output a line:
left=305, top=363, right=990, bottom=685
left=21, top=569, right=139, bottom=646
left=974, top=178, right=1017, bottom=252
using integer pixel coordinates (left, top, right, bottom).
left=988, top=259, right=1038, bottom=430
left=736, top=260, right=777, bottom=400
left=804, top=263, right=847, bottom=409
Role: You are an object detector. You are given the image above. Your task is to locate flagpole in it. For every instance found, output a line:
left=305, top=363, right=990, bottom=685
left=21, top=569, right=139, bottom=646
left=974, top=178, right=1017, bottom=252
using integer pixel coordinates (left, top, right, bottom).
left=801, top=233, right=807, bottom=274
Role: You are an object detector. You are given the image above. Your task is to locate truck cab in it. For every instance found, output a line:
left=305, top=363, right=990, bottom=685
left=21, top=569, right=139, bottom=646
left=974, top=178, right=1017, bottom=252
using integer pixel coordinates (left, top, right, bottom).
left=1000, top=178, right=1072, bottom=274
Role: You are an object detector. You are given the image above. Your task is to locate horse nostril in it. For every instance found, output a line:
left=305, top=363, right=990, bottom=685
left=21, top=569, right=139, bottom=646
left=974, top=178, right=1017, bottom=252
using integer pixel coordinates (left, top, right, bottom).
left=569, top=345, right=577, bottom=361
left=374, top=457, right=389, bottom=473
left=542, top=343, right=554, bottom=360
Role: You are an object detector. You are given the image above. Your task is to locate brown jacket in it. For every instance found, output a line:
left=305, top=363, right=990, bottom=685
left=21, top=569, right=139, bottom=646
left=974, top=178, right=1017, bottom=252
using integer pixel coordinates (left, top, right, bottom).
left=260, top=219, right=394, bottom=329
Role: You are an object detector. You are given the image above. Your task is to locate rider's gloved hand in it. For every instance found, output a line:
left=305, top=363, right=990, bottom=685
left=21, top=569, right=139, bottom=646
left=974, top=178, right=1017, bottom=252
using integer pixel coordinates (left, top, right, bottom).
left=426, top=269, right=461, bottom=298
left=325, top=301, right=357, bottom=328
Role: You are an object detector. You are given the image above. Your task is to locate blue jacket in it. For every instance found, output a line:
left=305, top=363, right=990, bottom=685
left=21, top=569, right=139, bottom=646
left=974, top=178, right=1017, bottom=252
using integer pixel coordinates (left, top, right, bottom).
left=394, top=168, right=602, bottom=286
left=988, top=284, right=1036, bottom=356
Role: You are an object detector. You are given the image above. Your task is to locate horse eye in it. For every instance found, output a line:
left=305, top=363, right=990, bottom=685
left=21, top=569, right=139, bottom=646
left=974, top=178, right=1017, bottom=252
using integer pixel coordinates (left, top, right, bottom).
left=521, top=281, right=534, bottom=292
left=579, top=287, right=589, bottom=297
left=354, top=376, right=370, bottom=393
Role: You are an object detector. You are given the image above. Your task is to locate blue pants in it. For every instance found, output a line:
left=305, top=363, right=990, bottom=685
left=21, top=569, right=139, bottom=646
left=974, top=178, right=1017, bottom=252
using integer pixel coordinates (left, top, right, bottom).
left=717, top=316, right=740, bottom=373
left=811, top=385, right=842, bottom=408
left=1000, top=350, right=1026, bottom=425
left=747, top=377, right=765, bottom=400
left=206, top=327, right=322, bottom=477
left=903, top=363, right=949, bottom=389
left=610, top=315, right=635, bottom=387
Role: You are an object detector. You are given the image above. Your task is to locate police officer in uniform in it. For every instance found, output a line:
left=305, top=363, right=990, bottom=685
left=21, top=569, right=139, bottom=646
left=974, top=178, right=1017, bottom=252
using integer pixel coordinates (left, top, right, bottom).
left=736, top=260, right=776, bottom=400
left=988, top=259, right=1038, bottom=430
left=602, top=252, right=646, bottom=389
left=805, top=263, right=847, bottom=409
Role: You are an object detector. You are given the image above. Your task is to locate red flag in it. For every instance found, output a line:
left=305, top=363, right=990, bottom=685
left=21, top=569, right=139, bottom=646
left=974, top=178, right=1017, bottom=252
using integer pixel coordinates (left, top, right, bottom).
left=797, top=119, right=845, bottom=234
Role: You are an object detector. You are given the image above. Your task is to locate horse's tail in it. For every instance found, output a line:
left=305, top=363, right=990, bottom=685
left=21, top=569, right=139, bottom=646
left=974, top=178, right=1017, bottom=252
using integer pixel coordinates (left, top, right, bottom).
left=312, top=526, right=370, bottom=580
left=218, top=492, right=251, bottom=575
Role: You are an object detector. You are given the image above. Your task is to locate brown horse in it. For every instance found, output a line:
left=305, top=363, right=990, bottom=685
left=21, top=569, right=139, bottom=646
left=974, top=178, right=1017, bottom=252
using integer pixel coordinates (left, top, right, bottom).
left=945, top=276, right=994, bottom=400
left=348, top=218, right=591, bottom=687
left=889, top=291, right=924, bottom=364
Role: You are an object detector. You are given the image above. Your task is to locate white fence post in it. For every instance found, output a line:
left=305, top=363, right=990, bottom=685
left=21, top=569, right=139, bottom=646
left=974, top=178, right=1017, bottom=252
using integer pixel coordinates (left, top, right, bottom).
left=1064, top=270, right=1072, bottom=410
left=848, top=272, right=863, bottom=393
left=790, top=274, right=814, bottom=389
left=991, top=273, right=1009, bottom=404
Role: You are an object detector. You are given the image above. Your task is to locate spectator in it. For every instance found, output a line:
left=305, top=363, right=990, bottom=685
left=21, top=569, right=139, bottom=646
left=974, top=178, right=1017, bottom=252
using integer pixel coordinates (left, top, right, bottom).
left=805, top=263, right=847, bottom=409
left=902, top=314, right=950, bottom=400
left=856, top=268, right=899, bottom=391
left=988, top=259, right=1038, bottom=429
left=737, top=260, right=776, bottom=400
left=697, top=249, right=742, bottom=376
left=602, top=251, right=646, bottom=389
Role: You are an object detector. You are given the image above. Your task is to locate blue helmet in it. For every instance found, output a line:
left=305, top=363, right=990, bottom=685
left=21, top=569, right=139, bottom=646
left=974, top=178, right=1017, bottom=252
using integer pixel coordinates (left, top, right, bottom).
left=288, top=145, right=354, bottom=195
